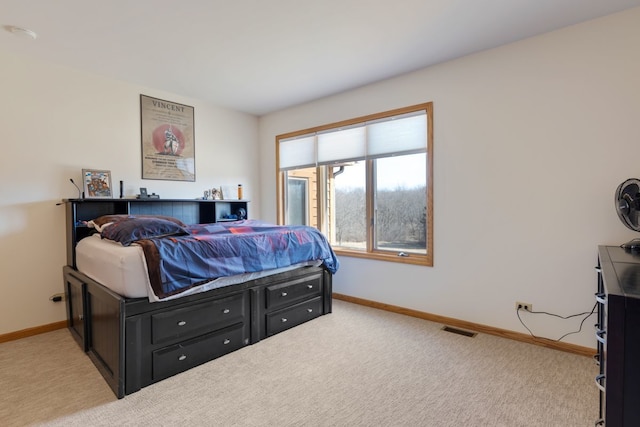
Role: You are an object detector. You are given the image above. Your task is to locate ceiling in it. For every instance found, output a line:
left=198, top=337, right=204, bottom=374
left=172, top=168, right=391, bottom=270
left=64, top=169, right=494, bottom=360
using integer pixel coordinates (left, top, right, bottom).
left=2, top=0, right=640, bottom=116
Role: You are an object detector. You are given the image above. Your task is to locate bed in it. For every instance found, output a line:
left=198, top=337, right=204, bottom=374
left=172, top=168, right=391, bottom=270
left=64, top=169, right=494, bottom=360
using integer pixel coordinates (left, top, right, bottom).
left=62, top=198, right=336, bottom=398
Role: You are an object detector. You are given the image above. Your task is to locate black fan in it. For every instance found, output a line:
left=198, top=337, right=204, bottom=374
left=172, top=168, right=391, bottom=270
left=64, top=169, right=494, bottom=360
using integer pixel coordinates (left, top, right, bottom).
left=615, top=178, right=640, bottom=250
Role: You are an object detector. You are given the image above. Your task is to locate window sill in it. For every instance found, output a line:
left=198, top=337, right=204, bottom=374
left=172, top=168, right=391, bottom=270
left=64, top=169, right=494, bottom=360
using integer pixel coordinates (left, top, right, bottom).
left=333, top=248, right=432, bottom=267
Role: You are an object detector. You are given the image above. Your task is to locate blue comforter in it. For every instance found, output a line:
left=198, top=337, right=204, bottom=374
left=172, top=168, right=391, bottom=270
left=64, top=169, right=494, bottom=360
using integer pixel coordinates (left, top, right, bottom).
left=135, top=220, right=339, bottom=299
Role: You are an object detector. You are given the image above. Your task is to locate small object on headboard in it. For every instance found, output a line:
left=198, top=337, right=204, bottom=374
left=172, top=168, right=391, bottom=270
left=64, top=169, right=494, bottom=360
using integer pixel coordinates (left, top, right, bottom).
left=137, top=188, right=159, bottom=199
left=70, top=178, right=84, bottom=199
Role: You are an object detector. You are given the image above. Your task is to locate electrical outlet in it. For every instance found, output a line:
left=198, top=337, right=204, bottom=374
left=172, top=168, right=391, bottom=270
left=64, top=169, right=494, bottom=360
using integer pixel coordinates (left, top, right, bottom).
left=515, top=301, right=532, bottom=312
left=50, top=292, right=66, bottom=302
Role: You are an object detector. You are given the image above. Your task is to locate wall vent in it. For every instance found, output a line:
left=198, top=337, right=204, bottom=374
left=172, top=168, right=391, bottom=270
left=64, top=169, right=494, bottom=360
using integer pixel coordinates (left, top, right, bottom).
left=441, top=326, right=477, bottom=338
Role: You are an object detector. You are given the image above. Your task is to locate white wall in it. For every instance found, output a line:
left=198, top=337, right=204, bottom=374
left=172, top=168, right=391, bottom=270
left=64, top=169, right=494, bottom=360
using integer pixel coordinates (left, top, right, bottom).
left=258, top=8, right=640, bottom=348
left=0, top=50, right=259, bottom=335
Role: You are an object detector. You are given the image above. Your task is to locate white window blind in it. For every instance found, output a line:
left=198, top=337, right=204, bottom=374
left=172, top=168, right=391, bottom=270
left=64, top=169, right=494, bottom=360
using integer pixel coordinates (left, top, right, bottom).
left=317, top=125, right=366, bottom=165
left=278, top=110, right=427, bottom=170
left=279, top=135, right=315, bottom=170
left=367, top=112, right=426, bottom=158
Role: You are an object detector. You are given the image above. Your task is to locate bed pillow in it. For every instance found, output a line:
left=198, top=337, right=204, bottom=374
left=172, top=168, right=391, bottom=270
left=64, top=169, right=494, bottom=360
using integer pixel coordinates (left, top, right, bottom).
left=100, top=217, right=189, bottom=246
left=88, top=214, right=187, bottom=232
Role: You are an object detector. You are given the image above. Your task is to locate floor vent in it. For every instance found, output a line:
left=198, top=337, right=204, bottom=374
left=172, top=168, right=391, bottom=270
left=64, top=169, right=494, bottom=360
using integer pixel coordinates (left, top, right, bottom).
left=441, top=326, right=477, bottom=338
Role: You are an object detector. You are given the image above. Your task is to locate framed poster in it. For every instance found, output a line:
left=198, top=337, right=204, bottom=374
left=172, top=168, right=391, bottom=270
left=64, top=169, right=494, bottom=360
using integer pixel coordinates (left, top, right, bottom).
left=140, top=94, right=195, bottom=181
left=82, top=169, right=113, bottom=198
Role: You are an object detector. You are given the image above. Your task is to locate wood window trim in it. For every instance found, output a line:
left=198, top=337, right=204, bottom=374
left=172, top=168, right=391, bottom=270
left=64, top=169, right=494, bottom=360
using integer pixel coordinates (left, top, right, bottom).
left=276, top=102, right=434, bottom=267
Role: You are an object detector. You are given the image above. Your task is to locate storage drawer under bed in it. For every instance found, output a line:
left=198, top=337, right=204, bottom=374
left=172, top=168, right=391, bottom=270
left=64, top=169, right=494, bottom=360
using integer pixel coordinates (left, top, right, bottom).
left=152, top=322, right=246, bottom=381
left=151, top=293, right=246, bottom=344
left=265, top=273, right=322, bottom=311
left=266, top=296, right=323, bottom=336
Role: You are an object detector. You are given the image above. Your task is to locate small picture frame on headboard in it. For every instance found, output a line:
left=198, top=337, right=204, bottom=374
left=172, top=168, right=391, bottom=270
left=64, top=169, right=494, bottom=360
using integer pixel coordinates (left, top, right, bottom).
left=82, top=169, right=113, bottom=199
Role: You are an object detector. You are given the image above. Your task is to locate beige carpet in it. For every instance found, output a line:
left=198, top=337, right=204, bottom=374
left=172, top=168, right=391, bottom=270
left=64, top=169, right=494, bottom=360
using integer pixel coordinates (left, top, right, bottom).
left=0, top=300, right=598, bottom=426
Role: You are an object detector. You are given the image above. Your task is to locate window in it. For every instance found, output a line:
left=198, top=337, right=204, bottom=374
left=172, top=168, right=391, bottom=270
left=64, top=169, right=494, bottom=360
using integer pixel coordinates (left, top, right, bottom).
left=286, top=176, right=309, bottom=226
left=276, top=103, right=433, bottom=266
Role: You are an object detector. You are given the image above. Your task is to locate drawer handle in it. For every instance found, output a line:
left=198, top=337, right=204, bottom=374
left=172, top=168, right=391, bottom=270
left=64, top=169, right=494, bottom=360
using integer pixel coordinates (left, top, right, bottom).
left=595, top=374, right=605, bottom=393
left=307, top=284, right=313, bottom=289
left=177, top=320, right=187, bottom=327
left=281, top=292, right=288, bottom=297
left=281, top=318, right=288, bottom=323
left=223, top=339, right=231, bottom=345
left=223, top=308, right=230, bottom=314
left=595, top=329, right=606, bottom=345
left=307, top=308, right=313, bottom=313
left=178, top=354, right=187, bottom=361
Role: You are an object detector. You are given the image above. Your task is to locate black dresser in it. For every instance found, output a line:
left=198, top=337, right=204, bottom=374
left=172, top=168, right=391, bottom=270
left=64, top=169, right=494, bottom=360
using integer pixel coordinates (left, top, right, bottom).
left=596, top=246, right=640, bottom=426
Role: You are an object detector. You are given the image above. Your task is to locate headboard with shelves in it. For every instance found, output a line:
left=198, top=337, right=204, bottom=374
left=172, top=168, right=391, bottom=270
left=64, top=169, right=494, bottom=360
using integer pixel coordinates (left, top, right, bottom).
left=64, top=198, right=249, bottom=268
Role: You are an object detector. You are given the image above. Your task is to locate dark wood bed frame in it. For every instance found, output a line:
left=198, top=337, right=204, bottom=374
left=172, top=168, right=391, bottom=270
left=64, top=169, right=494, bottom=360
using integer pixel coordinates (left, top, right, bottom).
left=62, top=198, right=332, bottom=398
